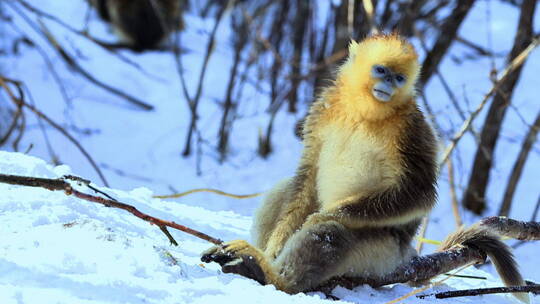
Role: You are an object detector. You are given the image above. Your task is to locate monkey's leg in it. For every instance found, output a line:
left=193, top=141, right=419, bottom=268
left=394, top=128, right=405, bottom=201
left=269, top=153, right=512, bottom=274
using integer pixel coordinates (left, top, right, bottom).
left=201, top=222, right=355, bottom=293
left=202, top=222, right=416, bottom=294
left=274, top=222, right=417, bottom=293
left=263, top=194, right=318, bottom=259
left=251, top=179, right=293, bottom=251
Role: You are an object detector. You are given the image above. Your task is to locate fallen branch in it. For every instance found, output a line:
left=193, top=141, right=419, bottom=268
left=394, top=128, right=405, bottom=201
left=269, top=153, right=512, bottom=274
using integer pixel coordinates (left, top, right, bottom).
left=418, top=284, right=540, bottom=300
left=2, top=172, right=540, bottom=301
left=480, top=216, right=540, bottom=241
left=317, top=246, right=486, bottom=292
left=0, top=173, right=222, bottom=245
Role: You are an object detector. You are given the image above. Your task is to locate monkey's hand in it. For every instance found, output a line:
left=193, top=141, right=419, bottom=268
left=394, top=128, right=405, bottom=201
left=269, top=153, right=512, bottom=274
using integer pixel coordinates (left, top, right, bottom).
left=201, top=240, right=274, bottom=286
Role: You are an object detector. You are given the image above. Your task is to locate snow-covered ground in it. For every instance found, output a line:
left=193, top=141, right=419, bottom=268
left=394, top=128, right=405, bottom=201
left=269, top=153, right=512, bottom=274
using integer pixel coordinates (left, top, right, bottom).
left=1, top=0, right=539, bottom=303
left=0, top=151, right=533, bottom=304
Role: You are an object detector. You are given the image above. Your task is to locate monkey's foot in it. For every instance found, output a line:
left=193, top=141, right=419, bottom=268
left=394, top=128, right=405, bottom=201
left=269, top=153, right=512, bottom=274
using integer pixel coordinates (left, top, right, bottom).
left=201, top=240, right=268, bottom=285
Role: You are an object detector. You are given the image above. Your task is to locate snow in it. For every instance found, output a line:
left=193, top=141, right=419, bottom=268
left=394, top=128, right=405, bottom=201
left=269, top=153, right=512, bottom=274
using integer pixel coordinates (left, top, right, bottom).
left=1, top=0, right=539, bottom=303
left=0, top=152, right=533, bottom=304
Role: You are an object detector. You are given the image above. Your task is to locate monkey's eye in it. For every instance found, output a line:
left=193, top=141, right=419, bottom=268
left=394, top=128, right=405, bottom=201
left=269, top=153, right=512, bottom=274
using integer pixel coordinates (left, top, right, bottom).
left=395, top=74, right=406, bottom=84
left=373, top=65, right=386, bottom=76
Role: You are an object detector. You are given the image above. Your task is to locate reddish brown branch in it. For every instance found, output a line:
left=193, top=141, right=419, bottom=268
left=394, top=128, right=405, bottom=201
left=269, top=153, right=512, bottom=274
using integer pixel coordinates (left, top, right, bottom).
left=0, top=173, right=223, bottom=245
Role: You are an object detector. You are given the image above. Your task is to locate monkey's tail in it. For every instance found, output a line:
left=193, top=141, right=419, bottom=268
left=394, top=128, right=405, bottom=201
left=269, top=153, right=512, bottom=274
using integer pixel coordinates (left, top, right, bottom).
left=438, top=224, right=529, bottom=303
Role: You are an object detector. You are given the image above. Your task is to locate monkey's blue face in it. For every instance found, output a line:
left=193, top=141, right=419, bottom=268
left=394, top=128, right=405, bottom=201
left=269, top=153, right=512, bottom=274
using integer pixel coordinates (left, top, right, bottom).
left=370, top=65, right=407, bottom=102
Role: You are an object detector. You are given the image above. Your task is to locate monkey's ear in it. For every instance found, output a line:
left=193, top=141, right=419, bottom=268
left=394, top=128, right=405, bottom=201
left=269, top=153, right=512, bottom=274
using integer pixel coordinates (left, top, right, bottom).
left=348, top=40, right=359, bottom=58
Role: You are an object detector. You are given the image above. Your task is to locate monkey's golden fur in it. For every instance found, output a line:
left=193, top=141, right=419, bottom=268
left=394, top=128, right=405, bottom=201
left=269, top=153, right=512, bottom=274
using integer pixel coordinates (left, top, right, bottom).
left=202, top=34, right=526, bottom=298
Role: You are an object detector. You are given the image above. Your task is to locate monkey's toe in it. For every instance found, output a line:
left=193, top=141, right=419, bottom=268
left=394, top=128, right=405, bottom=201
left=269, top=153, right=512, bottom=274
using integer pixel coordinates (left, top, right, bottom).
left=201, top=245, right=236, bottom=265
left=221, top=240, right=252, bottom=254
left=222, top=255, right=267, bottom=285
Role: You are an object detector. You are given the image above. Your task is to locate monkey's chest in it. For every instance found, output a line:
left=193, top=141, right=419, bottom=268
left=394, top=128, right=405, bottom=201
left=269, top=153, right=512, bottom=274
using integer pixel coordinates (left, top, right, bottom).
left=316, top=126, right=400, bottom=210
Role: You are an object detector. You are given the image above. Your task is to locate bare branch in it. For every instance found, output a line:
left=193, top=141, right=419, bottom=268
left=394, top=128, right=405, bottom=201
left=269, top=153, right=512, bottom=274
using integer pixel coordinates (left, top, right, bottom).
left=0, top=173, right=222, bottom=245
left=418, top=284, right=540, bottom=300
left=419, top=0, right=475, bottom=87
left=447, top=158, right=463, bottom=227
left=439, top=36, right=540, bottom=166
left=6, top=3, right=154, bottom=111
left=317, top=246, right=485, bottom=292
left=0, top=76, right=110, bottom=187
left=181, top=0, right=235, bottom=156
left=480, top=216, right=540, bottom=241
left=463, top=0, right=538, bottom=214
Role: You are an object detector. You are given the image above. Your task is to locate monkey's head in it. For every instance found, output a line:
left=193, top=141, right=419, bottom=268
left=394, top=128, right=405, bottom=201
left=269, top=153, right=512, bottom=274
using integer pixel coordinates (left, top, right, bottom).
left=336, top=34, right=420, bottom=119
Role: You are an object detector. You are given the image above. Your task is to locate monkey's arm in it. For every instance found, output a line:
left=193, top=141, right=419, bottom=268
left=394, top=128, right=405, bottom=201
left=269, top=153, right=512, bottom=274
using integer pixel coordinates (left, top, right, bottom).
left=262, top=100, right=328, bottom=259
left=319, top=111, right=438, bottom=229
left=317, top=180, right=436, bottom=229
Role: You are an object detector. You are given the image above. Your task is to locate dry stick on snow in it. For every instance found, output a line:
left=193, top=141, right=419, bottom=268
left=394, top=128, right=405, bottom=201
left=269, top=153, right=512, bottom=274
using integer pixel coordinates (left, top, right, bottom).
left=0, top=173, right=223, bottom=246
left=418, top=284, right=540, bottom=300
left=154, top=188, right=263, bottom=200
left=439, top=36, right=540, bottom=166
left=499, top=110, right=540, bottom=216
left=1, top=173, right=539, bottom=293
left=0, top=76, right=110, bottom=187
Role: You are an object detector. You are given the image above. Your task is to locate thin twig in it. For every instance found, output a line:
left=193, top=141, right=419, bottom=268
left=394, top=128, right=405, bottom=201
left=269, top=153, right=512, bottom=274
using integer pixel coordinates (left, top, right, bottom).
left=418, top=284, right=539, bottom=300
left=439, top=36, right=540, bottom=166
left=416, top=216, right=430, bottom=254
left=154, top=188, right=263, bottom=199
left=531, top=196, right=540, bottom=222
left=0, top=173, right=222, bottom=245
left=181, top=0, right=235, bottom=156
left=13, top=0, right=159, bottom=77
left=0, top=76, right=110, bottom=187
left=6, top=3, right=154, bottom=111
left=447, top=158, right=463, bottom=227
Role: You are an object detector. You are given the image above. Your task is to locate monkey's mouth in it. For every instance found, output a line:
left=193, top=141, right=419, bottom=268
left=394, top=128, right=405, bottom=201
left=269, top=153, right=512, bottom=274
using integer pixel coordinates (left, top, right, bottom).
left=372, top=88, right=392, bottom=102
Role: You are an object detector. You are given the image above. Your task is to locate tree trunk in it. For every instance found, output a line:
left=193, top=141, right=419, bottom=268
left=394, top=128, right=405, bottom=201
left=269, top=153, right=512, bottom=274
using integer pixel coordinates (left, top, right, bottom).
left=462, top=0, right=537, bottom=214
